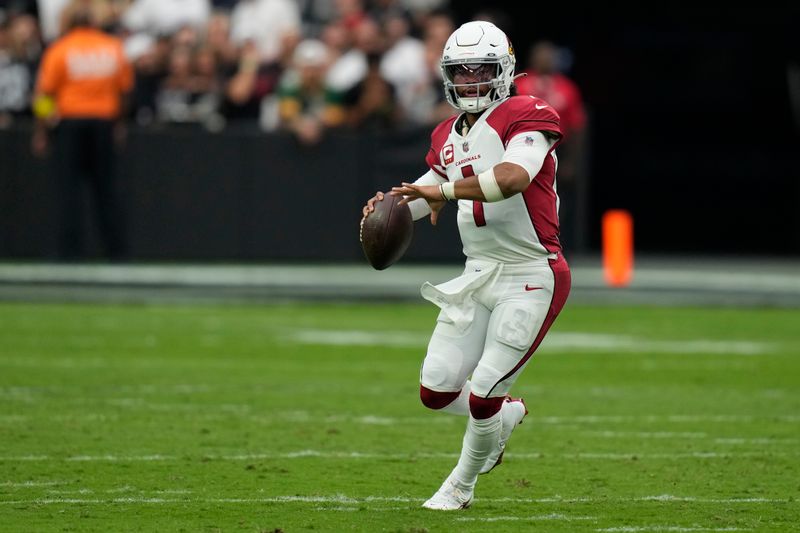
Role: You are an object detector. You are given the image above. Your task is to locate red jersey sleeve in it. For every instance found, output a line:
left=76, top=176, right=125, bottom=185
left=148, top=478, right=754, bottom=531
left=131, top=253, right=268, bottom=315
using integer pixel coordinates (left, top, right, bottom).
left=424, top=116, right=457, bottom=180
left=487, top=95, right=562, bottom=147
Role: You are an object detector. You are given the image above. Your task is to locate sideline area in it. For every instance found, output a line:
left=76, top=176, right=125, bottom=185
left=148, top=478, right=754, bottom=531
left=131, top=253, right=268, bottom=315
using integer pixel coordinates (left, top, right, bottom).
left=1, top=255, right=799, bottom=307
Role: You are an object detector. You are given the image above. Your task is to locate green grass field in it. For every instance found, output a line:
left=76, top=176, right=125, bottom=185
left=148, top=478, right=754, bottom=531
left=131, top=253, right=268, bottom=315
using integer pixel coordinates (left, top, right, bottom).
left=1, top=301, right=799, bottom=532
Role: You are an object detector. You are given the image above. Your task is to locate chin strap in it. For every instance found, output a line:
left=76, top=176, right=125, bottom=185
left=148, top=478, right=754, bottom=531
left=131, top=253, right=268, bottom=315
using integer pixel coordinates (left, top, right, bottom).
left=512, top=72, right=528, bottom=81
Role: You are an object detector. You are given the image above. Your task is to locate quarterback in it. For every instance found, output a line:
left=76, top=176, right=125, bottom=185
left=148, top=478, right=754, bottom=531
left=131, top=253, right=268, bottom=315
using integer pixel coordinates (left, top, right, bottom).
left=362, top=20, right=571, bottom=510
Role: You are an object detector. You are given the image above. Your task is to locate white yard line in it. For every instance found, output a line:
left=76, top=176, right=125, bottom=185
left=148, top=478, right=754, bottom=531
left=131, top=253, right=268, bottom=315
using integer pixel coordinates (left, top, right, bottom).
left=0, top=494, right=792, bottom=506
left=0, top=486, right=787, bottom=506
left=534, top=414, right=800, bottom=424
left=714, top=438, right=799, bottom=444
left=634, top=495, right=779, bottom=503
left=595, top=525, right=753, bottom=533
left=2, top=450, right=798, bottom=463
left=545, top=452, right=798, bottom=459
left=1, top=481, right=68, bottom=487
left=585, top=431, right=709, bottom=439
left=4, top=411, right=799, bottom=427
left=287, top=330, right=776, bottom=355
left=42, top=488, right=189, bottom=495
left=456, top=513, right=597, bottom=522
left=65, top=454, right=174, bottom=462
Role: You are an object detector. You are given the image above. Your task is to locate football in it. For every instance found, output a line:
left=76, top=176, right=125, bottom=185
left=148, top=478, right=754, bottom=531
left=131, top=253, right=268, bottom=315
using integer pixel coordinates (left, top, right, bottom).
left=360, top=193, right=413, bottom=270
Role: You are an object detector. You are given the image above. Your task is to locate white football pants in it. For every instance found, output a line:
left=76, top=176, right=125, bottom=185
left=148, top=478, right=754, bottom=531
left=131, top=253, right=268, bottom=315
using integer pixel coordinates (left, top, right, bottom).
left=420, top=254, right=570, bottom=399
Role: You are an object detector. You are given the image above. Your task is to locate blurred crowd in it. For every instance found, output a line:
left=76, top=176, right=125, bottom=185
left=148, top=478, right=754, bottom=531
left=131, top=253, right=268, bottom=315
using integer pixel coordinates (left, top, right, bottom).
left=0, top=0, right=470, bottom=140
left=1, top=0, right=590, bottom=259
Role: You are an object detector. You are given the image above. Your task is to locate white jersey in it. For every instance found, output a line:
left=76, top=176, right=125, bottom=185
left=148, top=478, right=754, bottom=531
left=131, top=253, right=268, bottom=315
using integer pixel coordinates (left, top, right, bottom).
left=423, top=95, right=563, bottom=263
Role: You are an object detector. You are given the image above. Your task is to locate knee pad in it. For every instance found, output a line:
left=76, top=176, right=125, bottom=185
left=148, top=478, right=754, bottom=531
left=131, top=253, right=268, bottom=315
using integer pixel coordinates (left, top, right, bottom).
left=469, top=393, right=504, bottom=419
left=420, top=385, right=460, bottom=410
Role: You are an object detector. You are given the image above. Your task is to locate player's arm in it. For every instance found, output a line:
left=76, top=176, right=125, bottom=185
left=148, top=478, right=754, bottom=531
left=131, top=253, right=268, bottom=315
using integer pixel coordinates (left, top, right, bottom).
left=393, top=131, right=556, bottom=203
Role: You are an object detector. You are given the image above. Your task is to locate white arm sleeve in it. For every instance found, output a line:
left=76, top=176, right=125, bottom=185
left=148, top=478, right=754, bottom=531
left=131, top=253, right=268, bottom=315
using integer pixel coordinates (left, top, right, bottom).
left=502, top=131, right=556, bottom=182
left=407, top=169, right=446, bottom=221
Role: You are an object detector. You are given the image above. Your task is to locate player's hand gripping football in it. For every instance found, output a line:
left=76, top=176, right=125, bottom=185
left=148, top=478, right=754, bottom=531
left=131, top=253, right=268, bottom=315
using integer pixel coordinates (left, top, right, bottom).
left=362, top=191, right=385, bottom=219
left=391, top=183, right=446, bottom=226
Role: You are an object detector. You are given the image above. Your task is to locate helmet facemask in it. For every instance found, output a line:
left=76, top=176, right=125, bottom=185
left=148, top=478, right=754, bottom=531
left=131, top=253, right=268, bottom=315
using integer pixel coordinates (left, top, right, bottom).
left=442, top=61, right=502, bottom=113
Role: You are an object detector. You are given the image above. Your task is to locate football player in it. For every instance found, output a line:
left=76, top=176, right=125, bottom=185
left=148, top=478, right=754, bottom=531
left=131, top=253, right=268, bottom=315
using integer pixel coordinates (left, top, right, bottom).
left=361, top=20, right=571, bottom=510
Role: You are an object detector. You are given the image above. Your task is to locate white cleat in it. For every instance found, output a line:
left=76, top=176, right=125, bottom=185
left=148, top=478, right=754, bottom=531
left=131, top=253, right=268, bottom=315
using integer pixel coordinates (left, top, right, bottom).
left=421, top=478, right=474, bottom=510
left=480, top=396, right=528, bottom=474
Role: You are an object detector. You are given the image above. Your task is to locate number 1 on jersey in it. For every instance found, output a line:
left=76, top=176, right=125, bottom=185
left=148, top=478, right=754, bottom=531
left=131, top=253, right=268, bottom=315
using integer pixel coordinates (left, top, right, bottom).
left=461, top=165, right=486, bottom=227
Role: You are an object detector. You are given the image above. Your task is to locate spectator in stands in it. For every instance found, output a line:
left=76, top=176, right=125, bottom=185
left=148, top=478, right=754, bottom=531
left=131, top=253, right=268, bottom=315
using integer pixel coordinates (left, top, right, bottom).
left=125, top=32, right=169, bottom=125
left=229, top=0, right=300, bottom=65
left=37, top=0, right=72, bottom=42
left=121, top=0, right=210, bottom=38
left=318, top=20, right=346, bottom=63
left=155, top=43, right=221, bottom=128
left=31, top=3, right=133, bottom=260
left=379, top=9, right=427, bottom=125
left=210, top=0, right=238, bottom=8
left=516, top=40, right=588, bottom=252
left=407, top=9, right=456, bottom=126
left=516, top=41, right=586, bottom=144
left=298, top=0, right=339, bottom=39
left=326, top=16, right=383, bottom=93
left=402, top=0, right=449, bottom=34
left=193, top=45, right=221, bottom=95
left=275, top=38, right=344, bottom=145
left=37, top=0, right=120, bottom=41
left=0, top=10, right=42, bottom=127
left=205, top=10, right=238, bottom=72
left=334, top=0, right=367, bottom=32
left=222, top=38, right=281, bottom=125
left=343, top=51, right=398, bottom=129
left=170, top=24, right=201, bottom=50
left=366, top=0, right=404, bottom=20
left=422, top=8, right=454, bottom=51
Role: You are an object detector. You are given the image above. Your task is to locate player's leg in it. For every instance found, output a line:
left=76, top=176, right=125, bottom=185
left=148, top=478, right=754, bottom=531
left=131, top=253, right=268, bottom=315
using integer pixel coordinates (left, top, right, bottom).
left=473, top=255, right=572, bottom=474
left=421, top=389, right=504, bottom=510
left=419, top=304, right=491, bottom=416
left=420, top=283, right=515, bottom=510
left=422, top=258, right=570, bottom=509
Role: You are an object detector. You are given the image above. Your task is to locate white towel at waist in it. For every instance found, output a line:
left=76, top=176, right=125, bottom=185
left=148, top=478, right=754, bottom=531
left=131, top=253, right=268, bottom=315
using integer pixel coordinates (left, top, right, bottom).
left=420, top=263, right=500, bottom=332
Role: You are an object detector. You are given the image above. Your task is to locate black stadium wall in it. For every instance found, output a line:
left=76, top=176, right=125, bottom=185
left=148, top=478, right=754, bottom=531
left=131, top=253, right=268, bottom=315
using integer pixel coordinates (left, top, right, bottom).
left=0, top=124, right=464, bottom=262
left=1, top=120, right=797, bottom=262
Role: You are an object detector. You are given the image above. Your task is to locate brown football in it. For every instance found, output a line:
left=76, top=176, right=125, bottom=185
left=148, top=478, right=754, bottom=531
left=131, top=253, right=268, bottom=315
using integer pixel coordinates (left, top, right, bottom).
left=360, top=193, right=413, bottom=270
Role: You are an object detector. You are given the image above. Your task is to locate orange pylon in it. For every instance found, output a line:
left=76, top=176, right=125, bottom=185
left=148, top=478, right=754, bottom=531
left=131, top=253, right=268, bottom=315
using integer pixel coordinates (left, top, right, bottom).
left=602, top=210, right=634, bottom=287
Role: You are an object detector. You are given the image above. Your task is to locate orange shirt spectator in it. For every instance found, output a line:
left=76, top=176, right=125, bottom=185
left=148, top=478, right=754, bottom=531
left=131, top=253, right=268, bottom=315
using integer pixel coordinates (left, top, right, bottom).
left=36, top=26, right=133, bottom=119
left=32, top=8, right=134, bottom=261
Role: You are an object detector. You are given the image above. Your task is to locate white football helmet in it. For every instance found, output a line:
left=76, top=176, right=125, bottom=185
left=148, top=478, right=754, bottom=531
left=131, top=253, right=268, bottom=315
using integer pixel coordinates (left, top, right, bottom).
left=441, top=21, right=516, bottom=113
